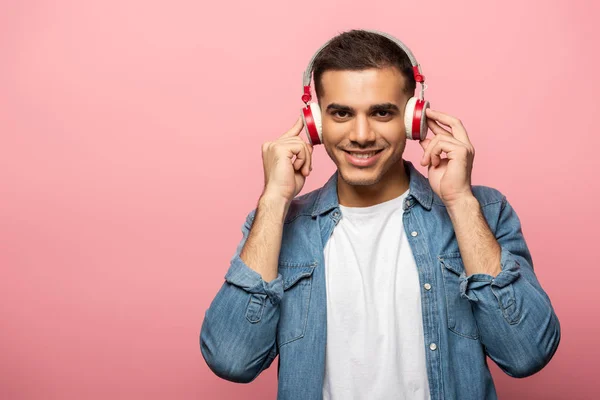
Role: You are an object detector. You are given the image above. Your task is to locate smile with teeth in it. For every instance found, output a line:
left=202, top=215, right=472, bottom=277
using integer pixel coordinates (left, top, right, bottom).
left=347, top=151, right=380, bottom=158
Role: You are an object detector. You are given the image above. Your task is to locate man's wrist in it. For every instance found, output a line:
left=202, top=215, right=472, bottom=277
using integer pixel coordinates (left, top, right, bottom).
left=446, top=194, right=479, bottom=220
left=259, top=191, right=291, bottom=223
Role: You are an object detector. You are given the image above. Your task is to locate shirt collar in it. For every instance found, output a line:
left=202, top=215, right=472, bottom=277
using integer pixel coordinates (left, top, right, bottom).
left=311, top=159, right=433, bottom=217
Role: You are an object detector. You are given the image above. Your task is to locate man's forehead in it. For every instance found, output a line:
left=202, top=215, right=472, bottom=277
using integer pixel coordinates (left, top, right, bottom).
left=319, top=67, right=407, bottom=106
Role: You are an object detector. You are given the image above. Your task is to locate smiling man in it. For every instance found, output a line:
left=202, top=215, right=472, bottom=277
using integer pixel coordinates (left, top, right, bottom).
left=200, top=29, right=561, bottom=400
left=320, top=66, right=412, bottom=206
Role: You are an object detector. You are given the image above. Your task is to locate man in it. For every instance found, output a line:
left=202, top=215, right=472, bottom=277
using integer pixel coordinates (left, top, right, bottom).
left=200, top=29, right=560, bottom=400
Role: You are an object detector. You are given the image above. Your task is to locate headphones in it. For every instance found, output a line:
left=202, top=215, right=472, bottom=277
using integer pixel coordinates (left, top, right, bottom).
left=300, top=29, right=430, bottom=145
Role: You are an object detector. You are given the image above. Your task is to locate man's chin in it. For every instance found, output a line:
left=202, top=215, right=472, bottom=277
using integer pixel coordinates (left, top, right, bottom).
left=338, top=167, right=383, bottom=187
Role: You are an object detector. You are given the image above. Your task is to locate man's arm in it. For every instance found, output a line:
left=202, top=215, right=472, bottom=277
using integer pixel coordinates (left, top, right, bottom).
left=447, top=195, right=501, bottom=277
left=240, top=193, right=290, bottom=282
left=420, top=108, right=560, bottom=377
left=200, top=194, right=289, bottom=383
left=200, top=116, right=312, bottom=382
left=447, top=194, right=561, bottom=378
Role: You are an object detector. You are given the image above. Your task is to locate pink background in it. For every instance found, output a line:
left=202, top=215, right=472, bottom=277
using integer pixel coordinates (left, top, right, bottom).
left=1, top=1, right=598, bottom=399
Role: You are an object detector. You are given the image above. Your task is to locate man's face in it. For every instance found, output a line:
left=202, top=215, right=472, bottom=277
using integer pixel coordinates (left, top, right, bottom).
left=319, top=66, right=410, bottom=187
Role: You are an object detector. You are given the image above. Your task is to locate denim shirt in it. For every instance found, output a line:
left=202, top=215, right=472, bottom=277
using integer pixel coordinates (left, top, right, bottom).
left=200, top=160, right=561, bottom=400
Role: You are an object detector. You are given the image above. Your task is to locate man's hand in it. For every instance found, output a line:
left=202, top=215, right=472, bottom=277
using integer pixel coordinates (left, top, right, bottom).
left=421, top=108, right=501, bottom=277
left=239, top=116, right=313, bottom=283
left=261, top=116, right=313, bottom=204
left=420, top=108, right=475, bottom=207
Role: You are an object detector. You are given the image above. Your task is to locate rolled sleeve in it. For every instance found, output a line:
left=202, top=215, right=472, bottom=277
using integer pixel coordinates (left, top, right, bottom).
left=200, top=208, right=282, bottom=381
left=459, top=247, right=522, bottom=323
left=455, top=194, right=560, bottom=378
left=225, top=255, right=284, bottom=305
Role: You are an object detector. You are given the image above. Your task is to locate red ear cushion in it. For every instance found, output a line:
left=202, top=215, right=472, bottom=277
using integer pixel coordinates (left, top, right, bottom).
left=411, top=99, right=429, bottom=141
left=301, top=104, right=321, bottom=145
left=310, top=102, right=323, bottom=142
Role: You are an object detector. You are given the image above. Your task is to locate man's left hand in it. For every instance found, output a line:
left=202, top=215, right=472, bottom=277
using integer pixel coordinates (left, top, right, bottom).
left=420, top=108, right=475, bottom=207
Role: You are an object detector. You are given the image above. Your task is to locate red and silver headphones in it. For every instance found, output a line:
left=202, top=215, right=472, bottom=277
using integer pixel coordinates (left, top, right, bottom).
left=300, top=29, right=430, bottom=145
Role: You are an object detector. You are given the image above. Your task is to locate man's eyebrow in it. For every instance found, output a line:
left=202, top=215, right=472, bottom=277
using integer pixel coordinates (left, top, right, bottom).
left=326, top=103, right=353, bottom=112
left=325, top=103, right=400, bottom=113
left=370, top=103, right=400, bottom=112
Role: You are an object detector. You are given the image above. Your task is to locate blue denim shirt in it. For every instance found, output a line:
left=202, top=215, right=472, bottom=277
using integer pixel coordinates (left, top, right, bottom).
left=200, top=160, right=560, bottom=400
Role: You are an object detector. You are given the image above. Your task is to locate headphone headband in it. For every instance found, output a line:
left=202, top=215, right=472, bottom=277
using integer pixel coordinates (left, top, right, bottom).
left=302, top=29, right=425, bottom=104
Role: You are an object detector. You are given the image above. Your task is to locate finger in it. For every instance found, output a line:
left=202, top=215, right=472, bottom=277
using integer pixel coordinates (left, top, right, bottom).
left=421, top=135, right=446, bottom=166
left=421, top=123, right=470, bottom=166
left=429, top=139, right=443, bottom=168
left=430, top=141, right=447, bottom=168
left=282, top=139, right=311, bottom=176
left=421, top=135, right=458, bottom=166
left=275, top=138, right=307, bottom=161
left=279, top=115, right=305, bottom=139
left=426, top=108, right=471, bottom=145
left=299, top=139, right=313, bottom=176
left=425, top=108, right=459, bottom=127
left=420, top=135, right=438, bottom=166
left=428, top=139, right=468, bottom=168
left=424, top=125, right=464, bottom=147
left=293, top=156, right=304, bottom=172
left=279, top=136, right=313, bottom=168
left=427, top=118, right=452, bottom=137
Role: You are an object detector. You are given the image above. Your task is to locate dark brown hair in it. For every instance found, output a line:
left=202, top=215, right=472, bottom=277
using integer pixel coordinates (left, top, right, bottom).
left=312, top=30, right=416, bottom=101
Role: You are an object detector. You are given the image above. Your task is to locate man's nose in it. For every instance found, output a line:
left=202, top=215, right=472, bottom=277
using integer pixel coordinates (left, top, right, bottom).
left=347, top=114, right=376, bottom=144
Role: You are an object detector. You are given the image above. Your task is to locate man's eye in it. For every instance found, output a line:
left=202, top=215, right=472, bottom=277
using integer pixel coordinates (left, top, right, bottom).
left=334, top=111, right=350, bottom=118
left=375, top=111, right=391, bottom=117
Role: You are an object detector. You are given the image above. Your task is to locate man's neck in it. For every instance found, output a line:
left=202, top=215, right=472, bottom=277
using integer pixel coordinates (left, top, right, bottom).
left=337, top=160, right=410, bottom=208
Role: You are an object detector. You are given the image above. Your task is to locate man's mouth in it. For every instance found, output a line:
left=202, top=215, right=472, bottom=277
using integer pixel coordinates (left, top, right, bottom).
left=343, top=149, right=384, bottom=158
left=342, top=149, right=384, bottom=167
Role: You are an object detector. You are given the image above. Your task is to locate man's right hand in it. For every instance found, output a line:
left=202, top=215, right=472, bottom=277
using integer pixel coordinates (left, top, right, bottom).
left=261, top=116, right=314, bottom=204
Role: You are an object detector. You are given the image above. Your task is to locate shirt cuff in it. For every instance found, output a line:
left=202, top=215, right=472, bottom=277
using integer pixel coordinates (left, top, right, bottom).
left=458, top=248, right=522, bottom=324
left=224, top=254, right=284, bottom=305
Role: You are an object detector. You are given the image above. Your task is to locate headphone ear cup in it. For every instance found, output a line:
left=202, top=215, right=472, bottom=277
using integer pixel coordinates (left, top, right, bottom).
left=404, top=97, right=430, bottom=141
left=310, top=102, right=323, bottom=143
left=404, top=97, right=417, bottom=140
left=421, top=101, right=430, bottom=141
left=301, top=102, right=323, bottom=145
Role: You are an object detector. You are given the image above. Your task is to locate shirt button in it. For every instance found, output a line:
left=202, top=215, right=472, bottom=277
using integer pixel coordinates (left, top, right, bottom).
left=333, top=211, right=340, bottom=217
left=411, top=231, right=418, bottom=237
left=429, top=343, right=437, bottom=351
left=424, top=283, right=432, bottom=291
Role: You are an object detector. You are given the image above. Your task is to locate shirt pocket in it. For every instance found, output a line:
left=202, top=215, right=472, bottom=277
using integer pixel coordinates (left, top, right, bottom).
left=439, top=253, right=480, bottom=340
left=277, top=260, right=317, bottom=347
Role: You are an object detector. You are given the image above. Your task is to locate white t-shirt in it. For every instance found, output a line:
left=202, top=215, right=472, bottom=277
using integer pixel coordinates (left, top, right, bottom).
left=322, top=189, right=431, bottom=400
